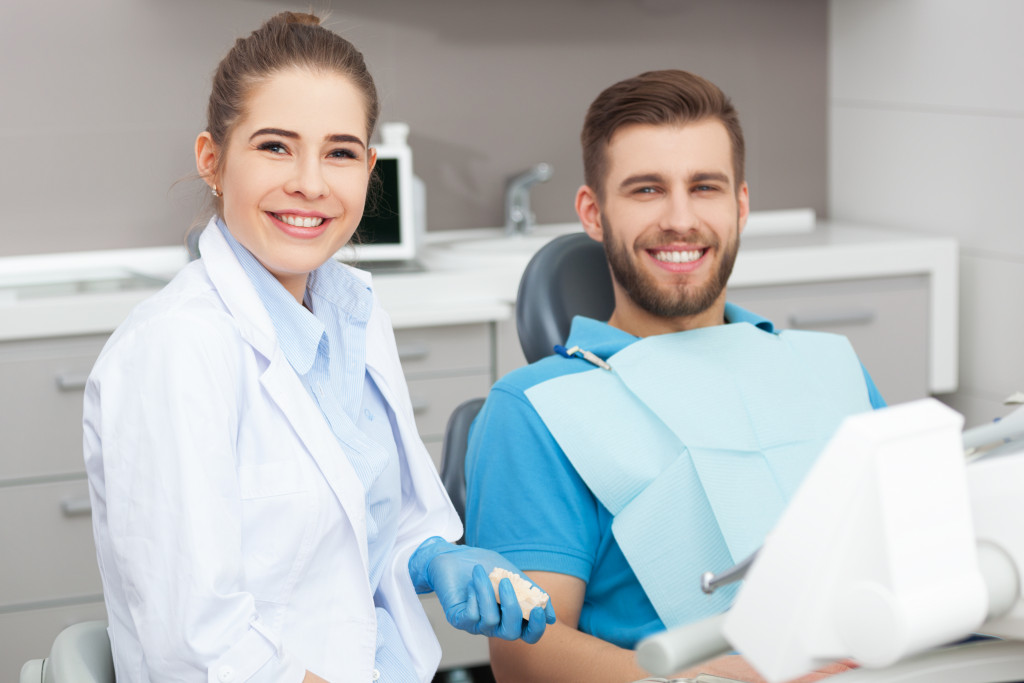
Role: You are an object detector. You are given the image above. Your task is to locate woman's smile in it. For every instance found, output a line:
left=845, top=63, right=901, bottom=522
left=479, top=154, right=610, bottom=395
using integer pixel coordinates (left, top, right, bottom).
left=268, top=211, right=331, bottom=238
left=272, top=212, right=326, bottom=228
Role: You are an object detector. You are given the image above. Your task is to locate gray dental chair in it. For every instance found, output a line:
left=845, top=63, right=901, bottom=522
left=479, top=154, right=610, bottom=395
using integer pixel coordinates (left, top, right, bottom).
left=20, top=620, right=114, bottom=683
left=514, top=232, right=614, bottom=363
left=440, top=396, right=486, bottom=534
left=439, top=231, right=614, bottom=526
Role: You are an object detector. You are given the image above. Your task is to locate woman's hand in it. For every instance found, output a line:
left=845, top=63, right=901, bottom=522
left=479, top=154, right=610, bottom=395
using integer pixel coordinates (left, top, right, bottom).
left=408, top=537, right=557, bottom=643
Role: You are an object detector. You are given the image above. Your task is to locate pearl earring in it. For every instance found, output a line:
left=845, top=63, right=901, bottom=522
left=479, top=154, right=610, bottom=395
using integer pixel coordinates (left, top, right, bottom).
left=211, top=186, right=222, bottom=198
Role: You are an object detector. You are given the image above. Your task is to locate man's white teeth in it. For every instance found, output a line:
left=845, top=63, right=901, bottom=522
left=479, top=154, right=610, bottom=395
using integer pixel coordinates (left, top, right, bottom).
left=653, top=249, right=702, bottom=263
left=275, top=214, right=324, bottom=228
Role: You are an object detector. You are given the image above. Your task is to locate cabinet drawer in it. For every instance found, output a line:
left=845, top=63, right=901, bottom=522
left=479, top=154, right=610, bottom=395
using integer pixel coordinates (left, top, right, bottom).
left=395, top=324, right=491, bottom=378
left=0, top=600, right=107, bottom=682
left=420, top=594, right=489, bottom=670
left=0, top=479, right=102, bottom=606
left=730, top=275, right=930, bottom=404
left=0, top=335, right=108, bottom=481
left=407, top=373, right=492, bottom=441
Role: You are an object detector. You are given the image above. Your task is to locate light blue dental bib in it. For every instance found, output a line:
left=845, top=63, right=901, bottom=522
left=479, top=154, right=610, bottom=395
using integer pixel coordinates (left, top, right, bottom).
left=524, top=322, right=872, bottom=629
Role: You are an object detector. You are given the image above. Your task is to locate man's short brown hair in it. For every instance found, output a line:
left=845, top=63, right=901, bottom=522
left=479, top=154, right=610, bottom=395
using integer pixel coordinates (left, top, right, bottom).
left=581, top=70, right=745, bottom=197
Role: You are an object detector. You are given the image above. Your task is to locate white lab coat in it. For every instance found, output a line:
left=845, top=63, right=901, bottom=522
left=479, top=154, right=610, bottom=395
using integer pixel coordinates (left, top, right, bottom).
left=83, top=222, right=463, bottom=683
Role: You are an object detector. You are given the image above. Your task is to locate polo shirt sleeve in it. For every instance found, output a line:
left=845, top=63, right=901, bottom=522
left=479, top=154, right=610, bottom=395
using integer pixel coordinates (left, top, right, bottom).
left=860, top=363, right=887, bottom=409
left=464, top=381, right=600, bottom=582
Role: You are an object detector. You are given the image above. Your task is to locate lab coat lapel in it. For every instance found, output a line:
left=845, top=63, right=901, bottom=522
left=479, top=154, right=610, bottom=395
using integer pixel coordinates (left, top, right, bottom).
left=197, top=220, right=371, bottom=572
left=259, top=359, right=371, bottom=570
left=361, top=297, right=462, bottom=532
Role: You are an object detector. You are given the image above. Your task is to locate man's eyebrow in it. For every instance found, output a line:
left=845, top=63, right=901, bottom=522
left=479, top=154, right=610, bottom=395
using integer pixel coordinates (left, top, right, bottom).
left=691, top=171, right=731, bottom=185
left=619, top=173, right=665, bottom=189
left=248, top=129, right=366, bottom=148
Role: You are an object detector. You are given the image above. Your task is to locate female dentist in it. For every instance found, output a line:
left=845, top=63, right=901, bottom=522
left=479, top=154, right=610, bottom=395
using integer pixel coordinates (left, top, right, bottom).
left=83, top=12, right=554, bottom=683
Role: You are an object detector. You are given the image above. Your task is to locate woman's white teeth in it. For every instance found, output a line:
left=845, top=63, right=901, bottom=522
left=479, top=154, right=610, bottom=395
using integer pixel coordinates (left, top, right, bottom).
left=654, top=249, right=702, bottom=263
left=275, top=213, right=324, bottom=228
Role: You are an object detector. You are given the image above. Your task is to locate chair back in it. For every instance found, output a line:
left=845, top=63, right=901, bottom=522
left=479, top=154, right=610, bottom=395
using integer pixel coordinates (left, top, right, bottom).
left=439, top=234, right=611, bottom=539
left=515, top=232, right=614, bottom=363
left=439, top=396, right=486, bottom=536
left=20, top=620, right=114, bottom=683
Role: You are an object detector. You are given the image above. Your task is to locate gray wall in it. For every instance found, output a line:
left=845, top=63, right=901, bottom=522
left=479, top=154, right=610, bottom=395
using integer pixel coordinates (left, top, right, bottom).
left=828, top=0, right=1024, bottom=428
left=0, top=0, right=827, bottom=256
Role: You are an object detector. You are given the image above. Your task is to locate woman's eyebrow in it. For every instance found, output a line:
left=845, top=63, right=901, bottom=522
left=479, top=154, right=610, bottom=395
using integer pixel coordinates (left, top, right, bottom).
left=248, top=128, right=366, bottom=148
left=249, top=127, right=297, bottom=141
left=326, top=133, right=365, bottom=148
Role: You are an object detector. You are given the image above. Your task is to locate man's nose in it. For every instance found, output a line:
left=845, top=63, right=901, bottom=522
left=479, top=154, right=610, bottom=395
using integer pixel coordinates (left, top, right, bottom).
left=659, top=191, right=698, bottom=232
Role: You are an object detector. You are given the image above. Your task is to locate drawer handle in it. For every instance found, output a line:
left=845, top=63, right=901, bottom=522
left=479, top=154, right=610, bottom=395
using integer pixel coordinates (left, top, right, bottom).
left=411, top=398, right=430, bottom=415
left=397, top=343, right=430, bottom=361
left=61, top=496, right=93, bottom=517
left=55, top=372, right=90, bottom=392
left=788, top=309, right=876, bottom=329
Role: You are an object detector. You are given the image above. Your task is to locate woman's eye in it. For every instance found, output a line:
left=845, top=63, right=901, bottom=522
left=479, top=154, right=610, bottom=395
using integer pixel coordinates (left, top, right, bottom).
left=257, top=141, right=287, bottom=154
left=328, top=148, right=358, bottom=160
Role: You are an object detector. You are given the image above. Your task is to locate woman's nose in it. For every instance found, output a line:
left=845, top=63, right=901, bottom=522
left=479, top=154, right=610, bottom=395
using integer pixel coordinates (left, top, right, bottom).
left=285, top=158, right=330, bottom=199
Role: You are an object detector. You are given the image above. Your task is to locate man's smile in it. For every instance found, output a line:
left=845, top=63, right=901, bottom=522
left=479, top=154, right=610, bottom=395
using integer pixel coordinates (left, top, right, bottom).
left=649, top=247, right=706, bottom=264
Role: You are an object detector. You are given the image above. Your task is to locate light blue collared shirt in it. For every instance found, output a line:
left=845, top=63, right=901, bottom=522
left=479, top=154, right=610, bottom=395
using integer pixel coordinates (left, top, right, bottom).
left=218, top=221, right=415, bottom=679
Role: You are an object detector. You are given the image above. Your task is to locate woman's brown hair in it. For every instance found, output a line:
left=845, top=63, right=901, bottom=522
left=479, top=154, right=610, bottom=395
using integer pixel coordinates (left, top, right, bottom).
left=204, top=12, right=380, bottom=214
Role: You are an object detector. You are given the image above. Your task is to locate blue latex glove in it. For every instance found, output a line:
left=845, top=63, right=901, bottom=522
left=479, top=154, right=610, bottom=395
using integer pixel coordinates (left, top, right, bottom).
left=409, top=536, right=556, bottom=643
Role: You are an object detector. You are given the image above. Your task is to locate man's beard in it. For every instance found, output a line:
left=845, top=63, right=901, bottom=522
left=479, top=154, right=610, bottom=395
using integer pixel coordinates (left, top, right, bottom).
left=602, top=214, right=740, bottom=319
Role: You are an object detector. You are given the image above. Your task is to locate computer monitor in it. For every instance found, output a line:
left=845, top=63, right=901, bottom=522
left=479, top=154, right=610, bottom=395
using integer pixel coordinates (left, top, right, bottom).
left=338, top=123, right=418, bottom=264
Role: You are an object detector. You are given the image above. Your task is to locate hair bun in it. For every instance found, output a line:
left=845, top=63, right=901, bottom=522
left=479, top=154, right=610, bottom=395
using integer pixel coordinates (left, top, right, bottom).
left=269, top=11, right=321, bottom=27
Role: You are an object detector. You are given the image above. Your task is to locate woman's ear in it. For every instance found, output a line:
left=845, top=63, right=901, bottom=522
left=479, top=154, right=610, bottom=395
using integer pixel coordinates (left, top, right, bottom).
left=195, top=132, right=219, bottom=190
left=575, top=185, right=604, bottom=242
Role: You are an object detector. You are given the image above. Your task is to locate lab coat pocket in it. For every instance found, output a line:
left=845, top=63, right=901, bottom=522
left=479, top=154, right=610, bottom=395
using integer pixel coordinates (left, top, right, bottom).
left=238, top=460, right=315, bottom=604
left=238, top=459, right=307, bottom=499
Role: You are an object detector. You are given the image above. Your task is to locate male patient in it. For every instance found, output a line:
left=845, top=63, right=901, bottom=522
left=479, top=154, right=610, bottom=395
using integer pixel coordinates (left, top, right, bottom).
left=464, top=70, right=885, bottom=682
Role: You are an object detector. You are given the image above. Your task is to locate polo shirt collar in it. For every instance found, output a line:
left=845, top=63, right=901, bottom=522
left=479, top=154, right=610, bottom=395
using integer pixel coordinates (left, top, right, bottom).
left=565, top=301, right=775, bottom=361
left=724, top=301, right=775, bottom=333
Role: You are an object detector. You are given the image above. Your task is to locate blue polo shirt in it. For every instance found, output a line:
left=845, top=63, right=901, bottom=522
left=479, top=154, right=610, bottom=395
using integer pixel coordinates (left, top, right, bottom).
left=464, top=305, right=884, bottom=649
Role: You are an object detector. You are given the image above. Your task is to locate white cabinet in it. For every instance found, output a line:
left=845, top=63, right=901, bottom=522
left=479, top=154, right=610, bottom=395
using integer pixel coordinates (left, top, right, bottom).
left=396, top=323, right=495, bottom=470
left=730, top=274, right=931, bottom=404
left=0, top=335, right=108, bottom=480
left=0, top=334, right=107, bottom=680
left=0, top=479, right=102, bottom=607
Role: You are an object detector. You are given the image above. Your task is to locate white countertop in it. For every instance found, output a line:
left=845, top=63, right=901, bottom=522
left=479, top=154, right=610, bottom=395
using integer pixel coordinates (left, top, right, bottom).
left=0, top=221, right=958, bottom=392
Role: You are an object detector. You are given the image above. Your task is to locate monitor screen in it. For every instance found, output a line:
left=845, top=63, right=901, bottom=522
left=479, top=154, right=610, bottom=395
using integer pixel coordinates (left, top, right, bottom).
left=336, top=126, right=417, bottom=263
left=358, top=157, right=401, bottom=246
